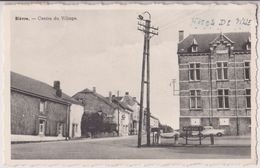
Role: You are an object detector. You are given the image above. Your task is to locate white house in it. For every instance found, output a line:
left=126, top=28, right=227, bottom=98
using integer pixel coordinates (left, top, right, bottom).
left=64, top=99, right=84, bottom=138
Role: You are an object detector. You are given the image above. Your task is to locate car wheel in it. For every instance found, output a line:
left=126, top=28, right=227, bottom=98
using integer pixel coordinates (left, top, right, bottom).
left=216, top=133, right=223, bottom=137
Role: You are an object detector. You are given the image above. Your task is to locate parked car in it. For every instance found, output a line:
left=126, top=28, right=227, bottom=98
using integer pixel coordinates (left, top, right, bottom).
left=160, top=130, right=180, bottom=138
left=192, top=126, right=225, bottom=137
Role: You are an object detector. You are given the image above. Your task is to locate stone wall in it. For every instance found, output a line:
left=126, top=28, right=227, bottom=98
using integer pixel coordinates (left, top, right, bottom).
left=11, top=91, right=69, bottom=136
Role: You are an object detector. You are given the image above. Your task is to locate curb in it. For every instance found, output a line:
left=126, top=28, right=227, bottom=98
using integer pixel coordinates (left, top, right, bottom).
left=11, top=135, right=137, bottom=144
left=11, top=139, right=67, bottom=144
left=141, top=144, right=251, bottom=148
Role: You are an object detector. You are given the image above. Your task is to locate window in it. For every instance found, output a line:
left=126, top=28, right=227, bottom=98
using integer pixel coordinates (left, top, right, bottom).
left=219, top=118, right=230, bottom=125
left=217, top=62, right=228, bottom=80
left=246, top=43, right=251, bottom=50
left=190, top=90, right=202, bottom=109
left=189, top=63, right=200, bottom=81
left=246, top=89, right=251, bottom=109
left=244, top=62, right=250, bottom=80
left=191, top=118, right=200, bottom=125
left=57, top=123, right=64, bottom=136
left=39, top=100, right=46, bottom=113
left=191, top=45, right=198, bottom=52
left=218, top=89, right=229, bottom=109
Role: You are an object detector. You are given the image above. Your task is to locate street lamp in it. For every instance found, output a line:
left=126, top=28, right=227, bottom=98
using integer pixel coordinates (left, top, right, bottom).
left=138, top=11, right=151, bottom=21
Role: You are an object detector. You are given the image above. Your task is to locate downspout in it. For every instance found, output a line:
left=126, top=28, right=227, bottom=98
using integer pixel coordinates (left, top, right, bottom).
left=66, top=104, right=71, bottom=140
left=209, top=47, right=213, bottom=126
left=234, top=49, right=239, bottom=136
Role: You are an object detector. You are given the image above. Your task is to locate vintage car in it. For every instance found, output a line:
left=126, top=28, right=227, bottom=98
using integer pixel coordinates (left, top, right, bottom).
left=160, top=130, right=180, bottom=138
left=192, top=126, right=225, bottom=137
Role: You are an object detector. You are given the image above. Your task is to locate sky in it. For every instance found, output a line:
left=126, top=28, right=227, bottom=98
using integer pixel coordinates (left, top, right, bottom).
left=10, top=4, right=255, bottom=128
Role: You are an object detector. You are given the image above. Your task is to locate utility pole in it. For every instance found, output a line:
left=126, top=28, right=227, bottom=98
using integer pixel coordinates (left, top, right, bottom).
left=117, top=91, right=120, bottom=136
left=137, top=12, right=158, bottom=147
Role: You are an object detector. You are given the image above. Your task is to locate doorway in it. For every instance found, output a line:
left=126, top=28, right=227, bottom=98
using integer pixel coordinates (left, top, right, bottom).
left=39, top=119, right=46, bottom=136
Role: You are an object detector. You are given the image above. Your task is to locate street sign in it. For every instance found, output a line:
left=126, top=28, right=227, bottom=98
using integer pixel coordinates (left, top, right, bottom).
left=183, top=126, right=203, bottom=131
left=151, top=127, right=161, bottom=132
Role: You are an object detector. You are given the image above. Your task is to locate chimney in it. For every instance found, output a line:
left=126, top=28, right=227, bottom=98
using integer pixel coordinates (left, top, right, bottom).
left=179, top=30, right=184, bottom=42
left=56, top=89, right=62, bottom=97
left=93, top=87, right=96, bottom=93
left=53, top=81, right=62, bottom=97
left=53, top=81, right=60, bottom=90
left=109, top=91, right=112, bottom=102
left=125, top=92, right=129, bottom=96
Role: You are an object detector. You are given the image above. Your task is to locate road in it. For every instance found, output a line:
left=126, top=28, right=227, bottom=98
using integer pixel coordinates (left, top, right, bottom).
left=11, top=135, right=251, bottom=159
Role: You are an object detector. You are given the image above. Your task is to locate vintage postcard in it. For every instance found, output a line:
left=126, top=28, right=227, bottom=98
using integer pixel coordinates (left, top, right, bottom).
left=1, top=2, right=258, bottom=166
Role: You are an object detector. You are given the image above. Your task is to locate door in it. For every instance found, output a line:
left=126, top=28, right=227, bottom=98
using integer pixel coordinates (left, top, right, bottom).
left=58, top=123, right=64, bottom=137
left=39, top=120, right=45, bottom=136
left=72, top=124, right=76, bottom=138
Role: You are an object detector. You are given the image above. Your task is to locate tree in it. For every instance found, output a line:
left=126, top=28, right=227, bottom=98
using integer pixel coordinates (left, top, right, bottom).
left=81, top=112, right=117, bottom=137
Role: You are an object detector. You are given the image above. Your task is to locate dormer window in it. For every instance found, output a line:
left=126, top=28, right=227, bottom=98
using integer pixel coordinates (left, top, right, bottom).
left=191, top=38, right=198, bottom=53
left=191, top=45, right=198, bottom=52
left=246, top=43, right=251, bottom=50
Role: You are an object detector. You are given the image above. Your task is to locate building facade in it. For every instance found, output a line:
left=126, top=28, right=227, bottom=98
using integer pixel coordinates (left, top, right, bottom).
left=73, top=88, right=132, bottom=136
left=113, top=92, right=140, bottom=135
left=67, top=100, right=84, bottom=138
left=11, top=72, right=80, bottom=139
left=178, top=31, right=251, bottom=136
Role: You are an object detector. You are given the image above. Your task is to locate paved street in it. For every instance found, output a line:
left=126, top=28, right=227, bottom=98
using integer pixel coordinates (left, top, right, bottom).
left=11, top=135, right=251, bottom=159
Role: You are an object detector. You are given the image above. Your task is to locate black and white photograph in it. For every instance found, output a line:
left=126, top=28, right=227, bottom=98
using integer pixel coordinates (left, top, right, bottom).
left=1, top=3, right=257, bottom=165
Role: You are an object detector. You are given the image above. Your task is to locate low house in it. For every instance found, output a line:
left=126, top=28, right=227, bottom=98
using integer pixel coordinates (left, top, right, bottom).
left=143, top=110, right=160, bottom=132
left=11, top=72, right=83, bottom=141
left=150, top=115, right=160, bottom=128
left=64, top=98, right=84, bottom=138
left=109, top=93, right=133, bottom=136
left=73, top=88, right=133, bottom=137
left=112, top=92, right=139, bottom=135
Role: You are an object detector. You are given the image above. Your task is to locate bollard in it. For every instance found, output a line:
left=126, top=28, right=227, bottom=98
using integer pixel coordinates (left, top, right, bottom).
left=152, top=132, right=154, bottom=144
left=174, top=134, right=179, bottom=145
left=157, top=131, right=160, bottom=144
left=199, top=130, right=202, bottom=145
left=210, top=134, right=214, bottom=145
left=185, top=130, right=188, bottom=145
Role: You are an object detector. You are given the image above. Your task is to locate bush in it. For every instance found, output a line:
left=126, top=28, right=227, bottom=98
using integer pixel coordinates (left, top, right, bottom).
left=81, top=112, right=117, bottom=137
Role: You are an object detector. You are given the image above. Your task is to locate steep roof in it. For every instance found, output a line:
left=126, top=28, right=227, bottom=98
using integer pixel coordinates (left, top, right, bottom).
left=11, top=71, right=81, bottom=105
left=73, top=88, right=117, bottom=109
left=178, top=32, right=250, bottom=53
left=110, top=97, right=133, bottom=112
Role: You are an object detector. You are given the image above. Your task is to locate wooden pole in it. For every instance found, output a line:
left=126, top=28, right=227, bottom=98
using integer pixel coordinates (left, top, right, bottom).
left=146, top=20, right=151, bottom=146
left=137, top=24, right=147, bottom=148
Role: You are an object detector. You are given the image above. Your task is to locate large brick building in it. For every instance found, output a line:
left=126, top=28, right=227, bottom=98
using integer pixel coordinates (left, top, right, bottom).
left=177, top=31, right=251, bottom=135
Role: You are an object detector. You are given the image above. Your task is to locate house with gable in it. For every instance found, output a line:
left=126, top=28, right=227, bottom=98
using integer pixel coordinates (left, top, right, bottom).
left=73, top=88, right=133, bottom=137
left=112, top=92, right=140, bottom=135
left=11, top=72, right=84, bottom=141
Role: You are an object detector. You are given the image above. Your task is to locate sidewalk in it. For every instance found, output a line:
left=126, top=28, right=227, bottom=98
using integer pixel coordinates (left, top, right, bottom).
left=11, top=134, right=136, bottom=144
left=11, top=134, right=66, bottom=144
left=158, top=135, right=251, bottom=147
